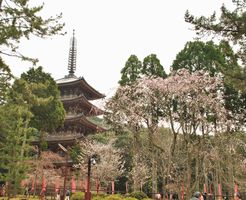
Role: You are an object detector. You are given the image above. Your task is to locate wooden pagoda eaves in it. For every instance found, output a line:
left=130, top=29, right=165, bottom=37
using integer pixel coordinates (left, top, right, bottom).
left=56, top=76, right=105, bottom=100
left=64, top=114, right=106, bottom=133
left=62, top=95, right=104, bottom=116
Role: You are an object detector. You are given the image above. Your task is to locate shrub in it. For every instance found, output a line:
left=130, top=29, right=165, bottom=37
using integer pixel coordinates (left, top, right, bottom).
left=124, top=197, right=138, bottom=200
left=71, top=191, right=85, bottom=200
left=92, top=192, right=107, bottom=198
left=104, top=194, right=123, bottom=200
left=128, top=191, right=148, bottom=200
left=142, top=198, right=152, bottom=200
left=93, top=195, right=106, bottom=200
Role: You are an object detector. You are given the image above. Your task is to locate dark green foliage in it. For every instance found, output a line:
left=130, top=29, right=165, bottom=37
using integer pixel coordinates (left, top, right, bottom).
left=0, top=58, right=12, bottom=105
left=114, top=133, right=134, bottom=174
left=119, top=55, right=142, bottom=86
left=171, top=41, right=227, bottom=76
left=119, top=54, right=167, bottom=86
left=0, top=104, right=35, bottom=195
left=69, top=143, right=85, bottom=164
left=128, top=191, right=148, bottom=200
left=0, top=0, right=64, bottom=108
left=20, top=66, right=65, bottom=132
left=142, top=54, right=167, bottom=78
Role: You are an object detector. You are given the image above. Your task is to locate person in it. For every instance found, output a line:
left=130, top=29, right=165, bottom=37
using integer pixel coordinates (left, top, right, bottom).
left=234, top=192, right=242, bottom=200
left=155, top=193, right=161, bottom=200
left=65, top=188, right=70, bottom=200
left=190, top=191, right=200, bottom=200
left=24, top=186, right=30, bottom=197
left=202, top=193, right=207, bottom=200
left=172, top=192, right=179, bottom=200
left=1, top=184, right=5, bottom=197
left=55, top=189, right=61, bottom=200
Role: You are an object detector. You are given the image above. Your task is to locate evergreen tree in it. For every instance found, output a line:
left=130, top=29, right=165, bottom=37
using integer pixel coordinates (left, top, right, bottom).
left=119, top=55, right=142, bottom=86
left=142, top=54, right=167, bottom=78
left=0, top=78, right=38, bottom=195
left=185, top=0, right=246, bottom=92
left=0, top=58, right=12, bottom=105
left=171, top=41, right=228, bottom=76
left=20, top=67, right=65, bottom=133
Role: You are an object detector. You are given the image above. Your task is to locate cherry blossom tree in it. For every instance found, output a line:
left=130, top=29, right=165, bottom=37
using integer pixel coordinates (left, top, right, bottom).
left=130, top=153, right=150, bottom=192
left=106, top=69, right=229, bottom=196
left=78, top=139, right=124, bottom=186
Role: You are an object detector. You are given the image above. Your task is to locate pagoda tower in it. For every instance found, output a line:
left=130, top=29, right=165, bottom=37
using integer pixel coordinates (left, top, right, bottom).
left=46, top=30, right=106, bottom=152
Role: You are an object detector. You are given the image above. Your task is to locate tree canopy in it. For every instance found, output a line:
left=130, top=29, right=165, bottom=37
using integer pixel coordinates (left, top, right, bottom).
left=171, top=40, right=246, bottom=128
left=185, top=0, right=246, bottom=92
left=119, top=54, right=166, bottom=86
left=19, top=66, right=65, bottom=132
left=142, top=54, right=167, bottom=78
left=171, top=40, right=235, bottom=76
left=0, top=0, right=64, bottom=66
left=119, top=55, right=142, bottom=86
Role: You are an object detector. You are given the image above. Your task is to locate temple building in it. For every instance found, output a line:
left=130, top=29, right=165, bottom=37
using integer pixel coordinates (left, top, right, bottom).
left=24, top=31, right=106, bottom=192
left=45, top=30, right=106, bottom=153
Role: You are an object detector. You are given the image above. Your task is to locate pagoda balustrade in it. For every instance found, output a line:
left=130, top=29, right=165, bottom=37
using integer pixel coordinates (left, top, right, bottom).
left=66, top=113, right=84, bottom=119
left=60, top=94, right=81, bottom=100
left=48, top=130, right=83, bottom=137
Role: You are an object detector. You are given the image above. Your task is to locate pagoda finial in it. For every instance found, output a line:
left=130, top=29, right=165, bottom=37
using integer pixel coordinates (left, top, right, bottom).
left=67, top=29, right=77, bottom=76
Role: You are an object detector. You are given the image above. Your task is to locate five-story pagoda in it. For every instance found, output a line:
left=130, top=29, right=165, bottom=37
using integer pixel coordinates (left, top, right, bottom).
left=46, top=30, right=105, bottom=152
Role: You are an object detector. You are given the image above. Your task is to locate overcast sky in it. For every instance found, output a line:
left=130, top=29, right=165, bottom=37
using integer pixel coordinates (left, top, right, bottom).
left=6, top=0, right=233, bottom=96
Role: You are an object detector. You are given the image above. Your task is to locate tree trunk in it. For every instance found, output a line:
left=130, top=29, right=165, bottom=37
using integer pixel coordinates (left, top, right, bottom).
left=186, top=147, right=192, bottom=199
left=132, top=127, right=140, bottom=191
left=148, top=124, right=158, bottom=198
left=203, top=157, right=208, bottom=194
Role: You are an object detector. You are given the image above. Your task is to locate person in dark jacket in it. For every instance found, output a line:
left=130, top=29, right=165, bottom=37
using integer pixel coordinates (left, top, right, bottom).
left=190, top=191, right=200, bottom=200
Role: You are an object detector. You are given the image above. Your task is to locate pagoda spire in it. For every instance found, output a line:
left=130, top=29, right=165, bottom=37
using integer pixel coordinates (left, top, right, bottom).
left=67, top=29, right=77, bottom=76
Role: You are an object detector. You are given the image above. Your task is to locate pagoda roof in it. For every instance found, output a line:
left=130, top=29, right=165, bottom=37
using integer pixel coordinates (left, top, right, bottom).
left=64, top=114, right=106, bottom=132
left=60, top=114, right=106, bottom=134
left=62, top=95, right=104, bottom=116
left=31, top=134, right=84, bottom=146
left=56, top=75, right=105, bottom=100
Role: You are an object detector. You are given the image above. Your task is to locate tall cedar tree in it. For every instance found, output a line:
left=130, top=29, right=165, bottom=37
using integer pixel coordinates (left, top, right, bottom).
left=0, top=78, right=38, bottom=195
left=142, top=54, right=167, bottom=78
left=119, top=55, right=142, bottom=86
left=119, top=54, right=167, bottom=86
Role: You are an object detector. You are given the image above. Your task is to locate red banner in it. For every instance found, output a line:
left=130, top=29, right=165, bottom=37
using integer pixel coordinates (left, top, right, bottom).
left=181, top=182, right=184, bottom=200
left=218, top=183, right=222, bottom=197
left=71, top=178, right=76, bottom=193
left=204, top=183, right=207, bottom=193
left=111, top=180, right=115, bottom=194
left=40, top=177, right=46, bottom=195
